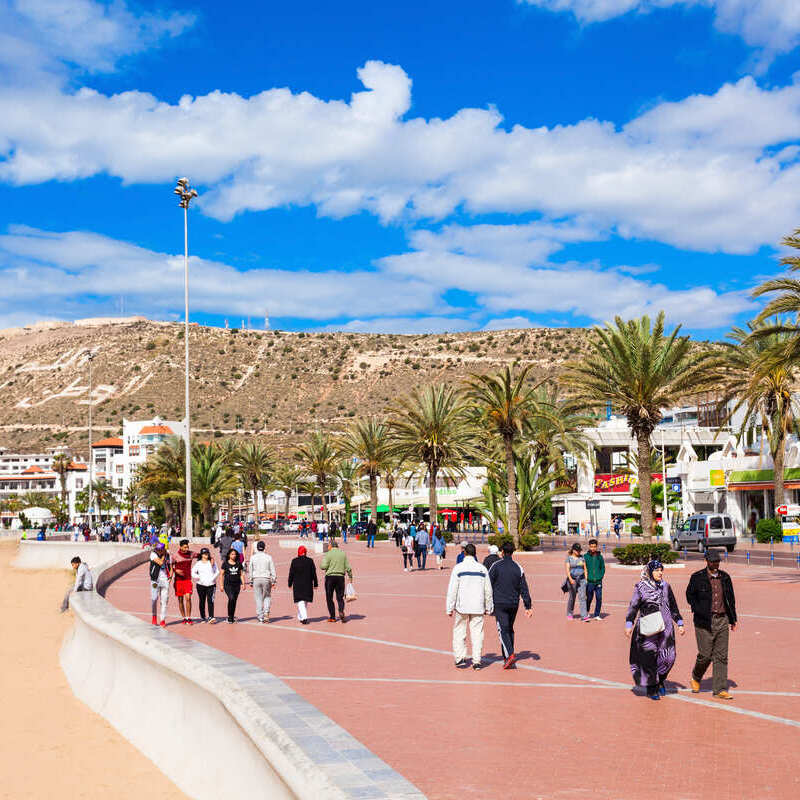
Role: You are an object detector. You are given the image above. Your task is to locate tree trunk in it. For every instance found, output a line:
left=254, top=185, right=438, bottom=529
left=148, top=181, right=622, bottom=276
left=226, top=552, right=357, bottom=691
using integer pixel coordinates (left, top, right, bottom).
left=428, top=462, right=438, bottom=526
left=774, top=427, right=786, bottom=510
left=311, top=491, right=316, bottom=522
left=344, top=495, right=352, bottom=526
left=321, top=474, right=329, bottom=522
left=284, top=490, right=291, bottom=519
left=251, top=480, right=260, bottom=521
left=504, top=436, right=519, bottom=544
left=637, top=432, right=654, bottom=541
left=369, top=473, right=378, bottom=523
left=388, top=484, right=394, bottom=528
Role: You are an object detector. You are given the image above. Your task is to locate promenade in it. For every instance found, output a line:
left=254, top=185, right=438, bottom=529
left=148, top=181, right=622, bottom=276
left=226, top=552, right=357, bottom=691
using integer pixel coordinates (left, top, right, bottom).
left=104, top=540, right=800, bottom=800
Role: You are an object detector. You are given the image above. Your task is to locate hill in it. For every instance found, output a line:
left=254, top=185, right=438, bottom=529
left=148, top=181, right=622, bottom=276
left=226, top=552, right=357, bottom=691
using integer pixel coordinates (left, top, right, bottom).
left=0, top=318, right=595, bottom=455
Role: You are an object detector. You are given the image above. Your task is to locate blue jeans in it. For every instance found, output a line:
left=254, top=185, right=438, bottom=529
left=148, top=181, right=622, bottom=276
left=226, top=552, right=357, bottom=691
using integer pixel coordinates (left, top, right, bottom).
left=586, top=581, right=603, bottom=617
left=416, top=545, right=427, bottom=569
left=367, top=534, right=375, bottom=548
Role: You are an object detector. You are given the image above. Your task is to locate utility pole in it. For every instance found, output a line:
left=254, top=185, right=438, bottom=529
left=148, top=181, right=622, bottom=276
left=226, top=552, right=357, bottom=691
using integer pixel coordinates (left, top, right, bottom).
left=87, top=352, right=95, bottom=530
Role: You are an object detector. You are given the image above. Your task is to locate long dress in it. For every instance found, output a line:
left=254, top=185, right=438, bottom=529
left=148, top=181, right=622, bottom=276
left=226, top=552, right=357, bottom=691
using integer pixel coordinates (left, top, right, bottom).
left=626, top=573, right=683, bottom=689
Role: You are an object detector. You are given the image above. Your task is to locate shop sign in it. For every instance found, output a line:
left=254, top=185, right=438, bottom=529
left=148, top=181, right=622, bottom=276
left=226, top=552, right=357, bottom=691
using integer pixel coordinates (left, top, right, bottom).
left=594, top=473, right=630, bottom=493
left=709, top=469, right=725, bottom=487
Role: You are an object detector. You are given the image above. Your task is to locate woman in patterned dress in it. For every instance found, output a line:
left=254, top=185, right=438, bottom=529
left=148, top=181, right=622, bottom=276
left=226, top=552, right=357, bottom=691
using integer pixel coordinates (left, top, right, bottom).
left=625, top=559, right=685, bottom=700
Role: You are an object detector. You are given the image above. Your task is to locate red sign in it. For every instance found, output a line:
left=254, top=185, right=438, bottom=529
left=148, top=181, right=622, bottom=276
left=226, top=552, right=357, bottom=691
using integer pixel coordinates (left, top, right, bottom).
left=594, top=473, right=630, bottom=493
left=777, top=505, right=788, bottom=516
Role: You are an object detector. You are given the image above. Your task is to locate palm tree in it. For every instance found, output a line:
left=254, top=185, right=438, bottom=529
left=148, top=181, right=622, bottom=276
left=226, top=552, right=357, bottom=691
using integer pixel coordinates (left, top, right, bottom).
left=272, top=463, right=304, bottom=519
left=235, top=442, right=273, bottom=521
left=707, top=320, right=799, bottom=508
left=193, top=443, right=239, bottom=529
left=389, top=385, right=478, bottom=525
left=295, top=431, right=338, bottom=522
left=334, top=459, right=358, bottom=525
left=464, top=365, right=544, bottom=543
left=338, top=417, right=391, bottom=525
left=383, top=459, right=402, bottom=527
left=566, top=313, right=712, bottom=540
left=50, top=452, right=71, bottom=514
left=136, top=436, right=185, bottom=525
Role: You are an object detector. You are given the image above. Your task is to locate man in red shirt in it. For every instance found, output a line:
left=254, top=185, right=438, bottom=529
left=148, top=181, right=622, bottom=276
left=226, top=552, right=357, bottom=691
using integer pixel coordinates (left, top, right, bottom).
left=173, top=538, right=196, bottom=624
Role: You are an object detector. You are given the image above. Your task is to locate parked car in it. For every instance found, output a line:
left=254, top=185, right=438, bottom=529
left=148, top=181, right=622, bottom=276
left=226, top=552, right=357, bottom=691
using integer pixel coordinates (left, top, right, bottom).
left=258, top=521, right=274, bottom=532
left=286, top=521, right=300, bottom=533
left=672, top=513, right=737, bottom=553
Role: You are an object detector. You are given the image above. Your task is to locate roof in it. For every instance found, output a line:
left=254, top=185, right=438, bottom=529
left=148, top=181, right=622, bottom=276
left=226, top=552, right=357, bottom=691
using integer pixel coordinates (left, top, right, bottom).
left=21, top=465, right=45, bottom=474
left=0, top=473, right=56, bottom=481
left=91, top=437, right=123, bottom=448
left=139, top=425, right=174, bottom=436
left=67, top=462, right=88, bottom=471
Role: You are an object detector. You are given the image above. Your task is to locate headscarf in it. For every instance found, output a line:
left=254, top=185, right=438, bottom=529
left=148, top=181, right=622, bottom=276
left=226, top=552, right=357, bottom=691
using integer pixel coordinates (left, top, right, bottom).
left=298, top=546, right=307, bottom=557
left=639, top=559, right=664, bottom=589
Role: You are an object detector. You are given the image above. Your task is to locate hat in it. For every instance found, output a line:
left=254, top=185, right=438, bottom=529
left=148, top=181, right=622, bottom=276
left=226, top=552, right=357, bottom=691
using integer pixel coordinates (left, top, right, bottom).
left=155, top=541, right=165, bottom=550
left=705, top=549, right=722, bottom=562
left=257, top=540, right=265, bottom=551
left=297, top=545, right=307, bottom=556
left=488, top=544, right=499, bottom=555
left=460, top=541, right=467, bottom=548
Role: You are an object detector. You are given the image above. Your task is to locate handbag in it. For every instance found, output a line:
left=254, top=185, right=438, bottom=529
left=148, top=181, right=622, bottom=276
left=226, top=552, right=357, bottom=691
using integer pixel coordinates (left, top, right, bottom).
left=560, top=579, right=570, bottom=593
left=638, top=603, right=665, bottom=636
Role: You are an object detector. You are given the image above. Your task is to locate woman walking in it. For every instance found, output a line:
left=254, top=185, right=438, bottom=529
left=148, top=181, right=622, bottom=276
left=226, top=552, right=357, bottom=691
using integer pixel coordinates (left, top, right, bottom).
left=432, top=528, right=447, bottom=570
left=288, top=545, right=318, bottom=624
left=564, top=543, right=589, bottom=621
left=625, top=559, right=685, bottom=700
left=220, top=548, right=245, bottom=624
left=192, top=547, right=219, bottom=623
left=401, top=529, right=415, bottom=571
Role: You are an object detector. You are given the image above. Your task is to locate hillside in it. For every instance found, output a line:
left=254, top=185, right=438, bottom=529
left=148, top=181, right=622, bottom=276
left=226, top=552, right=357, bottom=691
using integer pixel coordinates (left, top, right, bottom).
left=0, top=318, right=596, bottom=455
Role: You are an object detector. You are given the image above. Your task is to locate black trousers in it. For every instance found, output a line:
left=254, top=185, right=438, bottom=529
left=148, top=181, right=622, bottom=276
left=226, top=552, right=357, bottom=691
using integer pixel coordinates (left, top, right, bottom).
left=224, top=581, right=241, bottom=621
left=197, top=584, right=215, bottom=619
left=495, top=604, right=519, bottom=658
left=325, top=575, right=345, bottom=618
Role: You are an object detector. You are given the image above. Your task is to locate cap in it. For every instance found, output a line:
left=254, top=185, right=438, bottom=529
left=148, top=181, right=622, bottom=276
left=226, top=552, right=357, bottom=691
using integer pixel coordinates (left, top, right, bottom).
left=488, top=545, right=499, bottom=555
left=460, top=541, right=467, bottom=548
left=705, top=549, right=723, bottom=562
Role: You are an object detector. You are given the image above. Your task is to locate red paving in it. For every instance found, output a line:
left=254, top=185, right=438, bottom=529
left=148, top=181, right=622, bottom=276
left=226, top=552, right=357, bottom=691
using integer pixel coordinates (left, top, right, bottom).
left=105, top=542, right=800, bottom=800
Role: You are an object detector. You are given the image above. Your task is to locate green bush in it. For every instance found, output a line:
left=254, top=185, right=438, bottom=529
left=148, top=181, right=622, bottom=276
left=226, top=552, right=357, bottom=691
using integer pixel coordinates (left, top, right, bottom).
left=612, top=542, right=678, bottom=565
left=375, top=532, right=389, bottom=541
left=442, top=531, right=454, bottom=543
left=487, top=533, right=514, bottom=550
left=487, top=532, right=540, bottom=551
left=631, top=524, right=663, bottom=537
left=755, top=517, right=782, bottom=543
left=519, top=532, right=540, bottom=550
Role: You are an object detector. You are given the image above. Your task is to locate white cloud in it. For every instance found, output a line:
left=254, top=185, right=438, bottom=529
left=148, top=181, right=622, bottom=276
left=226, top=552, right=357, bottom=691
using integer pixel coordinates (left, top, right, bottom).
left=482, top=316, right=540, bottom=330
left=0, top=223, right=754, bottom=332
left=522, top=1, right=800, bottom=67
left=2, top=63, right=799, bottom=253
left=0, top=0, right=194, bottom=84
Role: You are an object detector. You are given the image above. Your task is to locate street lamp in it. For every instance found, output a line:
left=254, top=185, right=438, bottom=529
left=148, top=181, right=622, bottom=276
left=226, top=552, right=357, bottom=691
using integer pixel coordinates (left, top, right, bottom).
left=87, top=351, right=95, bottom=530
left=174, top=177, right=198, bottom=538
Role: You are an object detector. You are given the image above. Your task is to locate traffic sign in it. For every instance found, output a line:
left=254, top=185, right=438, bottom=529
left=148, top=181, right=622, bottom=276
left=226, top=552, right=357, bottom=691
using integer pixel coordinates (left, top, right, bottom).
left=585, top=500, right=600, bottom=509
left=777, top=505, right=788, bottom=516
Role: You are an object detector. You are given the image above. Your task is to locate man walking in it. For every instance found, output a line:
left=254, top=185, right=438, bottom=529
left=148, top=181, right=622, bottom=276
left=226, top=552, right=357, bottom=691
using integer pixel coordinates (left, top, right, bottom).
left=415, top=523, right=429, bottom=570
left=249, top=540, right=277, bottom=623
left=488, top=541, right=532, bottom=669
left=446, top=543, right=493, bottom=670
left=482, top=544, right=500, bottom=571
left=366, top=518, right=377, bottom=548
left=686, top=549, right=737, bottom=700
left=172, top=539, right=196, bottom=624
left=320, top=539, right=353, bottom=623
left=584, top=538, right=605, bottom=620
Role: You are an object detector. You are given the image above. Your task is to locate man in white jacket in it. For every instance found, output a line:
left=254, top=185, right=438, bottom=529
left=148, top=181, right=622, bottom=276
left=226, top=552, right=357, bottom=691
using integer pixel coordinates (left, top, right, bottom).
left=249, top=540, right=277, bottom=623
left=446, top=543, right=494, bottom=670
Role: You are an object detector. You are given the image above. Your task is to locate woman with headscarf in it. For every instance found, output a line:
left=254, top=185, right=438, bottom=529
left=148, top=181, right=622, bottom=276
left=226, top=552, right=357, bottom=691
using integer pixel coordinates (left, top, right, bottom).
left=625, top=559, right=685, bottom=700
left=288, top=545, right=318, bottom=624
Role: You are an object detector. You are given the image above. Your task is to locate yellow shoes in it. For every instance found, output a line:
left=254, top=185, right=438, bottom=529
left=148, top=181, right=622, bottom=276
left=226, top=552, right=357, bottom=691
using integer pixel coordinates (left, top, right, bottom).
left=690, top=677, right=700, bottom=693
left=714, top=690, right=734, bottom=700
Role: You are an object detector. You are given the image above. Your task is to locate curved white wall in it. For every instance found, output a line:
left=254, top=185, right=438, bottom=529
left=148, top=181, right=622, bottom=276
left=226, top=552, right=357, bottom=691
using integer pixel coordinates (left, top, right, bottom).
left=13, top=540, right=142, bottom=570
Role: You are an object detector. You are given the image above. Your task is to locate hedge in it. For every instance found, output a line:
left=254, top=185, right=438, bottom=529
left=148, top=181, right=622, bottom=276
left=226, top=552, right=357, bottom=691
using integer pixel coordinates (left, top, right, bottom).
left=755, top=517, right=782, bottom=544
left=612, top=542, right=678, bottom=565
left=487, top=532, right=540, bottom=551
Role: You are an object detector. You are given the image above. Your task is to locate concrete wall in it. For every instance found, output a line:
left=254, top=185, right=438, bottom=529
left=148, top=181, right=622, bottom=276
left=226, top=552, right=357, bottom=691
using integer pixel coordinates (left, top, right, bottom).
left=12, top=540, right=142, bottom=570
left=60, top=552, right=425, bottom=800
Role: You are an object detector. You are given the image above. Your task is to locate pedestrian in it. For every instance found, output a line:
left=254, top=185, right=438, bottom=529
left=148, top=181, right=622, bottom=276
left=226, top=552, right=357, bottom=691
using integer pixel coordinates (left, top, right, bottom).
left=456, top=541, right=467, bottom=564
left=329, top=519, right=339, bottom=541
left=149, top=542, right=171, bottom=627
left=625, top=559, right=685, bottom=700
left=584, top=538, right=606, bottom=621
left=686, top=549, right=737, bottom=700
left=564, top=542, right=589, bottom=621
left=482, top=544, right=500, bottom=571
left=446, top=543, right=493, bottom=670
left=172, top=539, right=196, bottom=624
left=341, top=522, right=348, bottom=543
left=401, top=528, right=415, bottom=571
left=288, top=545, right=318, bottom=624
left=613, top=516, right=622, bottom=540
left=415, top=523, right=429, bottom=569
left=432, top=528, right=447, bottom=569
left=366, top=518, right=377, bottom=548
left=320, top=539, right=353, bottom=623
left=192, top=547, right=218, bottom=623
left=488, top=541, right=532, bottom=669
left=393, top=523, right=402, bottom=548
left=215, top=526, right=234, bottom=564
left=220, top=548, right=245, bottom=624
left=249, top=540, right=277, bottom=624
left=231, top=531, right=246, bottom=563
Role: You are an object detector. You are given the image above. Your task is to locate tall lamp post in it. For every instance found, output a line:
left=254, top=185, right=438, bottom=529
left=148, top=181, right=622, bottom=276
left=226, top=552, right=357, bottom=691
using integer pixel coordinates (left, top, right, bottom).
left=87, top=351, right=95, bottom=530
left=174, top=178, right=198, bottom=537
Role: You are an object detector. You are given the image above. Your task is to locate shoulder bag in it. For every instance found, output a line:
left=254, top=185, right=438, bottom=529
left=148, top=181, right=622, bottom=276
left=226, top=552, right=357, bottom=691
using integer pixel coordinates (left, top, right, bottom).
left=638, top=602, right=665, bottom=636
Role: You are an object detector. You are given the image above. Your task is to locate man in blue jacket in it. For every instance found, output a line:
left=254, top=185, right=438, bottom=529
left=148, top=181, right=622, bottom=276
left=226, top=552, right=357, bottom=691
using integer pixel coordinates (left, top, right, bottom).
left=488, top=541, right=532, bottom=669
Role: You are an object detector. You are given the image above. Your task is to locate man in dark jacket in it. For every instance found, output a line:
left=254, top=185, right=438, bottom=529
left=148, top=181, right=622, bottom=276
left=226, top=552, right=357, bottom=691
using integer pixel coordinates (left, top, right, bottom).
left=482, top=544, right=500, bottom=571
left=686, top=549, right=737, bottom=700
left=488, top=541, right=532, bottom=669
left=366, top=518, right=377, bottom=548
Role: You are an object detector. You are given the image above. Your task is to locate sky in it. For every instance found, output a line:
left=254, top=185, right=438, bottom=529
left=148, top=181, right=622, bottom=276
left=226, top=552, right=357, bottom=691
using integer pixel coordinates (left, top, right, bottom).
left=2, top=0, right=800, bottom=338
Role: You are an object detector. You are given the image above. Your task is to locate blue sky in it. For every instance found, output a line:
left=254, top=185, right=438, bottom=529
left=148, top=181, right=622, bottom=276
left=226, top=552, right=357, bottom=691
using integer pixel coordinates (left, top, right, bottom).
left=2, top=0, right=800, bottom=338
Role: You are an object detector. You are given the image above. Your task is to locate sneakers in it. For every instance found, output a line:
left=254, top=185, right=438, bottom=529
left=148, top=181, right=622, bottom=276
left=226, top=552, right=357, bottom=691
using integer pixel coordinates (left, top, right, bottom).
left=593, top=615, right=603, bottom=621
left=151, top=615, right=157, bottom=626
left=472, top=662, right=483, bottom=670
left=714, top=690, right=734, bottom=700
left=159, top=620, right=166, bottom=627
left=566, top=615, right=575, bottom=621
left=658, top=685, right=666, bottom=696
left=647, top=692, right=660, bottom=701
left=503, top=653, right=517, bottom=669
left=454, top=658, right=468, bottom=668
left=300, top=619, right=309, bottom=625
left=582, top=616, right=592, bottom=622
left=327, top=618, right=337, bottom=623
left=339, top=614, right=347, bottom=623
left=690, top=677, right=700, bottom=693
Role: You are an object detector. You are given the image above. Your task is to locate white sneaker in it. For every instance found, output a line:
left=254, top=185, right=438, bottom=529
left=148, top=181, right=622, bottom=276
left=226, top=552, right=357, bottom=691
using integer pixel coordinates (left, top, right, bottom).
left=404, top=567, right=408, bottom=572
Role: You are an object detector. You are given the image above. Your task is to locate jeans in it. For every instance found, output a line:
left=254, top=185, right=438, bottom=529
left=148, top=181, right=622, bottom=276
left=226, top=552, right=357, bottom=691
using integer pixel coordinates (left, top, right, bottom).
left=453, top=612, right=485, bottom=664
left=416, top=545, right=427, bottom=569
left=252, top=578, right=272, bottom=621
left=402, top=551, right=414, bottom=569
left=692, top=615, right=730, bottom=694
left=196, top=584, right=215, bottom=619
left=325, top=574, right=345, bottom=618
left=586, top=581, right=603, bottom=617
left=367, top=534, right=375, bottom=548
left=494, top=604, right=519, bottom=658
left=224, top=581, right=241, bottom=622
left=566, top=576, right=587, bottom=617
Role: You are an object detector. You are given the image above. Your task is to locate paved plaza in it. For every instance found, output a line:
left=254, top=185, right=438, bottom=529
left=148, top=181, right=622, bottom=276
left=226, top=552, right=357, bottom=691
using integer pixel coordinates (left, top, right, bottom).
left=105, top=542, right=800, bottom=800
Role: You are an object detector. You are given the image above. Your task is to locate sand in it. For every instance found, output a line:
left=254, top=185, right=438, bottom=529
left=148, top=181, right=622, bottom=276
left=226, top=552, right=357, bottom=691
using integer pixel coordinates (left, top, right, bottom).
left=0, top=541, right=187, bottom=800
